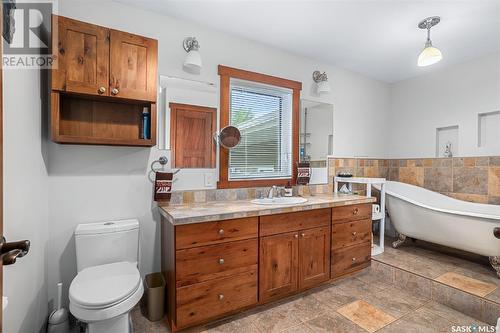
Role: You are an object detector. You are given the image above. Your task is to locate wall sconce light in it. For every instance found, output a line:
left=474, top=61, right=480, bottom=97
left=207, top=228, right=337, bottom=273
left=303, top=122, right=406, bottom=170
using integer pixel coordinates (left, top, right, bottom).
left=183, top=37, right=202, bottom=73
left=312, top=71, right=330, bottom=94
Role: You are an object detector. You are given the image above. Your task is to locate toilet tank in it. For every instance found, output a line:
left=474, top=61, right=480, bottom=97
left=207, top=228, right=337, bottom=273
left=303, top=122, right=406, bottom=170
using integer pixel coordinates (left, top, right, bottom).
left=74, top=219, right=139, bottom=272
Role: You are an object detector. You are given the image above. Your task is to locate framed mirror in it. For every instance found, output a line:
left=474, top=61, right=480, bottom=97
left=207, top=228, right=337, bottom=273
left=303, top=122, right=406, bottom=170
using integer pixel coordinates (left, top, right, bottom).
left=300, top=100, right=334, bottom=184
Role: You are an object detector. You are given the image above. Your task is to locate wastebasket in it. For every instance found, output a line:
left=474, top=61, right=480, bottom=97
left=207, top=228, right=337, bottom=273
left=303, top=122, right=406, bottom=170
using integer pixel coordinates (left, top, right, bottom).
left=145, top=272, right=166, bottom=321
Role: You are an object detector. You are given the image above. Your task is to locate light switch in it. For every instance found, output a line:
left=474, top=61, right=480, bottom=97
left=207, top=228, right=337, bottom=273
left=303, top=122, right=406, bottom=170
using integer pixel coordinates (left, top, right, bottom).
left=204, top=173, right=215, bottom=187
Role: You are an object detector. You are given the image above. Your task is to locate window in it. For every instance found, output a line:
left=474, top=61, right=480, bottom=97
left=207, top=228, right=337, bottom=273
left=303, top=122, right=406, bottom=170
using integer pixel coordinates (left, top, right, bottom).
left=229, top=80, right=293, bottom=180
left=218, top=66, right=302, bottom=188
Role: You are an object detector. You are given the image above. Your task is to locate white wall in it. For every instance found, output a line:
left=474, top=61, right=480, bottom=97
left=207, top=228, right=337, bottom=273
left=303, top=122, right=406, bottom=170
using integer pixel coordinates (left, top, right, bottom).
left=3, top=66, right=50, bottom=331
left=388, top=52, right=500, bottom=158
left=46, top=0, right=391, bottom=308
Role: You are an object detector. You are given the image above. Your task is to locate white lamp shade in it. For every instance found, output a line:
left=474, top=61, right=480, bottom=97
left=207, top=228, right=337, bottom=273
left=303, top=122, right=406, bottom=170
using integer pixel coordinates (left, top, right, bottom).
left=184, top=50, right=202, bottom=70
left=316, top=80, right=330, bottom=94
left=417, top=46, right=442, bottom=67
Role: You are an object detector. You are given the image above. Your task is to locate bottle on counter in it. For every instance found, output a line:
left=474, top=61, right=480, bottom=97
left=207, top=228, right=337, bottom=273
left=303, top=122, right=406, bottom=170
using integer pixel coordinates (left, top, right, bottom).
left=284, top=182, right=293, bottom=197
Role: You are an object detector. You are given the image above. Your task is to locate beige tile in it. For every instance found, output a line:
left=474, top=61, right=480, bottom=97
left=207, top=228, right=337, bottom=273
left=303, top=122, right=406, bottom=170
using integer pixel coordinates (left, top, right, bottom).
left=394, top=268, right=432, bottom=299
left=482, top=300, right=500, bottom=325
left=489, top=167, right=500, bottom=197
left=282, top=323, right=315, bottom=333
left=306, top=312, right=368, bottom=333
left=453, top=167, right=488, bottom=195
left=203, top=314, right=260, bottom=333
left=485, top=287, right=500, bottom=304
left=286, top=293, right=327, bottom=321
left=447, top=193, right=489, bottom=203
left=312, top=284, right=360, bottom=310
left=464, top=157, right=476, bottom=167
left=431, top=281, right=483, bottom=320
left=377, top=307, right=453, bottom=333
left=337, top=300, right=396, bottom=333
left=360, top=286, right=429, bottom=319
left=399, top=167, right=424, bottom=186
left=424, top=167, right=453, bottom=192
left=423, top=301, right=487, bottom=327
left=435, top=272, right=497, bottom=297
left=247, top=301, right=302, bottom=333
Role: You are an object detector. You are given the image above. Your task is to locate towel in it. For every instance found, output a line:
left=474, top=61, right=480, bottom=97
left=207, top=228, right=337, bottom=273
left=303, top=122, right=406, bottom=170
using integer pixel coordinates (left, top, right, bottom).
left=154, top=171, right=173, bottom=202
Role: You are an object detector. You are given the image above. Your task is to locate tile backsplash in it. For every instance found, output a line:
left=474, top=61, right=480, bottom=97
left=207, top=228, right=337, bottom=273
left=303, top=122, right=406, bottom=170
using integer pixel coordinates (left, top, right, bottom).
left=328, top=156, right=500, bottom=204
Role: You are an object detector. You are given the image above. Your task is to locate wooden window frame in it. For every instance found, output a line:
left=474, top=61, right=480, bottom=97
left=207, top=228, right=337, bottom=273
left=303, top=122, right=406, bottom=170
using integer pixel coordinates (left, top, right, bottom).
left=218, top=65, right=302, bottom=189
left=170, top=102, right=217, bottom=168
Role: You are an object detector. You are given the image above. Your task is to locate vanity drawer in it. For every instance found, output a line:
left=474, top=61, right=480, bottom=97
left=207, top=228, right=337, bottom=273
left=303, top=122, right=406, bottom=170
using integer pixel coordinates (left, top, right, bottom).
left=176, top=239, right=258, bottom=287
left=260, top=208, right=331, bottom=236
left=332, top=204, right=371, bottom=223
left=176, top=217, right=258, bottom=249
left=331, top=242, right=371, bottom=278
left=332, top=219, right=372, bottom=250
left=176, top=270, right=258, bottom=328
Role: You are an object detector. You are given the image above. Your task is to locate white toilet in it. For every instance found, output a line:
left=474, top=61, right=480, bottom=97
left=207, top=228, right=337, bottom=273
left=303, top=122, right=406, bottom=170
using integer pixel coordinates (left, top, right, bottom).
left=69, top=219, right=143, bottom=333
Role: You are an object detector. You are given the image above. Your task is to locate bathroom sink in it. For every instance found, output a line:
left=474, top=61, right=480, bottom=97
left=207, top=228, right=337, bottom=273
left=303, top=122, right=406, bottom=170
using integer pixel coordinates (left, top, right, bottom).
left=251, top=197, right=308, bottom=205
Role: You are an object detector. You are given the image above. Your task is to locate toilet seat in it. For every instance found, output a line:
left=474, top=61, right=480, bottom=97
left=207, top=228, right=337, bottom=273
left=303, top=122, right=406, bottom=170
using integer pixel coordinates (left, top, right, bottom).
left=69, top=261, right=143, bottom=322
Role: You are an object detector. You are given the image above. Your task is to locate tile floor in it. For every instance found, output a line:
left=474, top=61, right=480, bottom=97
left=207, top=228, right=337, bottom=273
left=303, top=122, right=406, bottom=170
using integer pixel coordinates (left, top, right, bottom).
left=131, top=269, right=491, bottom=333
left=373, top=238, right=499, bottom=304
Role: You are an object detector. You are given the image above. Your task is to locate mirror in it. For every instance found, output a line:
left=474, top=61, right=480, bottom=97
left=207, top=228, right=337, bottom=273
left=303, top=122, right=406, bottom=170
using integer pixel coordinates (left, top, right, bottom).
left=215, top=126, right=241, bottom=149
left=300, top=100, right=334, bottom=184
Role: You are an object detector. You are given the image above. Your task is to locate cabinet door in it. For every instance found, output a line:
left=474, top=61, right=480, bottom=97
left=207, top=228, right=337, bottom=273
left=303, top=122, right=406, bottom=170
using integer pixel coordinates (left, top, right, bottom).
left=299, top=226, right=330, bottom=289
left=109, top=30, right=158, bottom=102
left=259, top=232, right=298, bottom=302
left=54, top=16, right=109, bottom=96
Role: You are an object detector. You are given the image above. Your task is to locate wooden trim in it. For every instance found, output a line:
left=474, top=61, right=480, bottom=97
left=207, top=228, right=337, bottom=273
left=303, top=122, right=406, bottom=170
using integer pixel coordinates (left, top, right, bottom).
left=217, top=66, right=301, bottom=189
left=218, top=65, right=302, bottom=90
left=170, top=103, right=217, bottom=168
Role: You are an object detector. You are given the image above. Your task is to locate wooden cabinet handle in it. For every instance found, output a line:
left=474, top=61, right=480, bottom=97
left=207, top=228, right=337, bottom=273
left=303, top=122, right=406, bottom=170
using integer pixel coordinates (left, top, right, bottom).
left=294, top=234, right=298, bottom=238
left=301, top=233, right=305, bottom=237
left=353, top=208, right=359, bottom=215
left=98, top=86, right=106, bottom=94
left=218, top=294, right=224, bottom=300
left=111, top=88, right=119, bottom=95
left=352, top=257, right=357, bottom=262
left=218, top=229, right=224, bottom=236
left=218, top=258, right=225, bottom=265
left=352, top=231, right=357, bottom=236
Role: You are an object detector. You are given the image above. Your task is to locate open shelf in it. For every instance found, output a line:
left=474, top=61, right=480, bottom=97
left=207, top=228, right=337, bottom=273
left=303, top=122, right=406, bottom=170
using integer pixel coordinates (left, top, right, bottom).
left=51, top=92, right=156, bottom=147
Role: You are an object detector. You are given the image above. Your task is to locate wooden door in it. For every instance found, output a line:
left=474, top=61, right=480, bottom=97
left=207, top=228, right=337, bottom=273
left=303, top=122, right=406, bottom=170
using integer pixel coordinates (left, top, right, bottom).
left=259, top=232, right=298, bottom=302
left=299, top=226, right=330, bottom=289
left=53, top=16, right=109, bottom=96
left=109, top=30, right=157, bottom=102
left=170, top=103, right=216, bottom=168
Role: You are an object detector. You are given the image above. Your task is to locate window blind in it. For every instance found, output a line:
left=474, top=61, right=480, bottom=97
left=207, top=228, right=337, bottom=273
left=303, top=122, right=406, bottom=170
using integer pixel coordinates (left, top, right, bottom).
left=229, top=79, right=293, bottom=180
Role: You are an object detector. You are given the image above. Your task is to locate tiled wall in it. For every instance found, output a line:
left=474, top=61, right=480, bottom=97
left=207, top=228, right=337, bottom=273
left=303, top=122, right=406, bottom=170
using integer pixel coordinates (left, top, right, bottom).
left=328, top=156, right=500, bottom=204
left=167, top=184, right=334, bottom=205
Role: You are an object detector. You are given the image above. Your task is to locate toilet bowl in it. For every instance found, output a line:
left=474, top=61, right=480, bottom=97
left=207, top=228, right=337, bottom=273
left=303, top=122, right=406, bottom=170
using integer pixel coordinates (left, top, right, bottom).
left=69, top=219, right=142, bottom=333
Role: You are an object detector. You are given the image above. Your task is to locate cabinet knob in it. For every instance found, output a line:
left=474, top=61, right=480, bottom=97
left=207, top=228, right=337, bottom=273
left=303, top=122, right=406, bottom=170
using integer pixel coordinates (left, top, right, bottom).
left=352, top=231, right=357, bottom=236
left=353, top=208, right=359, bottom=215
left=294, top=234, right=298, bottom=238
left=111, top=88, right=119, bottom=95
left=352, top=257, right=357, bottom=262
left=218, top=229, right=224, bottom=236
left=301, top=233, right=305, bottom=238
left=218, top=294, right=224, bottom=300
left=98, top=86, right=106, bottom=94
left=218, top=258, right=225, bottom=265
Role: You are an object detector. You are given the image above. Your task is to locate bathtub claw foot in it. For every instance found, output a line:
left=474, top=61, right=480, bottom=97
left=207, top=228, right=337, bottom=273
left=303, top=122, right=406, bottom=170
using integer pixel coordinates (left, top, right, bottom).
left=392, top=234, right=407, bottom=248
left=489, top=257, right=500, bottom=278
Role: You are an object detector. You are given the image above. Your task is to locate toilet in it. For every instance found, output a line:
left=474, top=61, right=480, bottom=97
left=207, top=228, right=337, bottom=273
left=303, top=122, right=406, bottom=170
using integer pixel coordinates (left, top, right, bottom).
left=69, top=219, right=143, bottom=333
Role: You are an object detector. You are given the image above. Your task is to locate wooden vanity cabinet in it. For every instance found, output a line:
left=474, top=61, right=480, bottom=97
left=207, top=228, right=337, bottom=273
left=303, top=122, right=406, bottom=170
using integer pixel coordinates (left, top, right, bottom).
left=259, top=209, right=331, bottom=302
left=331, top=204, right=372, bottom=278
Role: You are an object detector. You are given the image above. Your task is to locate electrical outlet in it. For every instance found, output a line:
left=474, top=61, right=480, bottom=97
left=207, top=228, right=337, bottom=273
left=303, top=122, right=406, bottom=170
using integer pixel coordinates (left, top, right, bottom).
left=204, top=173, right=215, bottom=187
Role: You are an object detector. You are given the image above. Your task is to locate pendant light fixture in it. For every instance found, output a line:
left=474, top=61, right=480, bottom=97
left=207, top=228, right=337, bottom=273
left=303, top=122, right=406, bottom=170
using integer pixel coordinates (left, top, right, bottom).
left=183, top=37, right=202, bottom=73
left=417, top=16, right=443, bottom=67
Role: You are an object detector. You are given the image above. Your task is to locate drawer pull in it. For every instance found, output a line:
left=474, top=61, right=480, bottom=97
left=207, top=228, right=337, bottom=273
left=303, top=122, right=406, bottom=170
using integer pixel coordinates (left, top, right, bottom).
left=218, top=258, right=225, bottom=265
left=218, top=229, right=224, bottom=236
left=294, top=234, right=299, bottom=238
left=301, top=233, right=305, bottom=238
left=353, top=208, right=359, bottom=215
left=352, top=257, right=357, bottom=262
left=352, top=232, right=357, bottom=236
left=218, top=294, right=224, bottom=300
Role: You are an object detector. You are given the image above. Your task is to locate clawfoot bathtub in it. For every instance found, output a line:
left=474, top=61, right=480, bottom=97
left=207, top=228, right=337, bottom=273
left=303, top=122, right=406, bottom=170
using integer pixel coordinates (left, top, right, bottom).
left=383, top=181, right=500, bottom=277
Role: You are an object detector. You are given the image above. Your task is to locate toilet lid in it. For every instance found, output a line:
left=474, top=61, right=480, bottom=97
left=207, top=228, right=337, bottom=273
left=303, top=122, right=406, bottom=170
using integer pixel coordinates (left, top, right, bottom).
left=70, top=262, right=140, bottom=308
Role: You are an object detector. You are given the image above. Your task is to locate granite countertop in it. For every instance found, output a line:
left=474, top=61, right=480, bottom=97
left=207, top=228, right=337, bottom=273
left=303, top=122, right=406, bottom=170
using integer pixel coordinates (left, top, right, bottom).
left=159, top=194, right=376, bottom=225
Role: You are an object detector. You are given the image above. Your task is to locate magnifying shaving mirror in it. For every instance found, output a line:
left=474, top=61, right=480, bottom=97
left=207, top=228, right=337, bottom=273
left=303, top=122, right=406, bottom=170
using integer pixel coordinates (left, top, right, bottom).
left=214, top=125, right=241, bottom=149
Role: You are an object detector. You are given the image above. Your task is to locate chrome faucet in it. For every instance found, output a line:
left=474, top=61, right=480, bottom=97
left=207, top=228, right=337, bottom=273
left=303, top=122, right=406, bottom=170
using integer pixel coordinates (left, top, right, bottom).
left=267, top=185, right=277, bottom=199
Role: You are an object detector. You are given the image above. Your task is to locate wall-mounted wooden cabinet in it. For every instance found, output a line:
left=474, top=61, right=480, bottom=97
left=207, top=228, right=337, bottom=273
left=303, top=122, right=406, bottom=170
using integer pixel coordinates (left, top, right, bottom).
left=51, top=15, right=158, bottom=146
